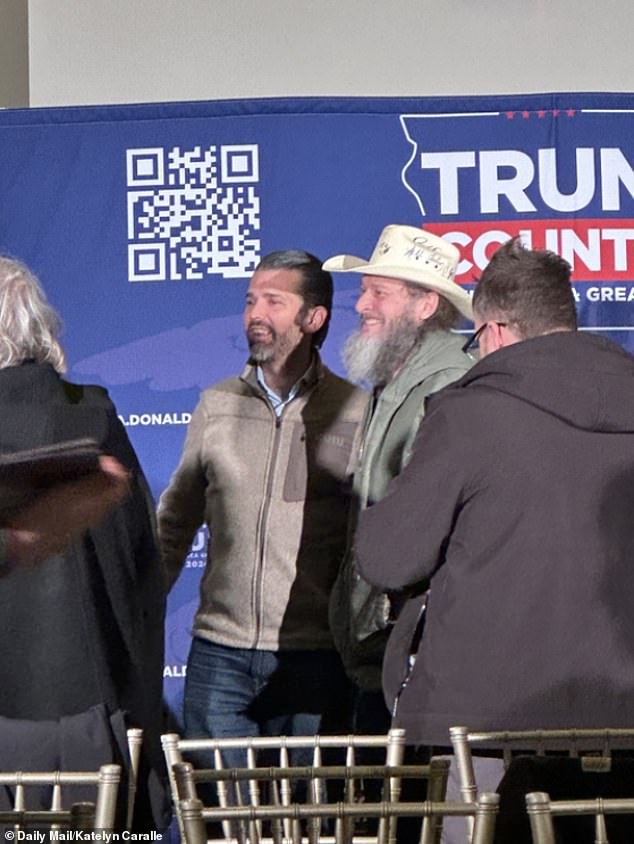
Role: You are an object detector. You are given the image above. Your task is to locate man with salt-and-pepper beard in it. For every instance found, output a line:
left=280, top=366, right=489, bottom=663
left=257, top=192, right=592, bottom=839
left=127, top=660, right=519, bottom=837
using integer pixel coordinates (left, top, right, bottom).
left=158, top=250, right=367, bottom=765
left=323, top=224, right=474, bottom=736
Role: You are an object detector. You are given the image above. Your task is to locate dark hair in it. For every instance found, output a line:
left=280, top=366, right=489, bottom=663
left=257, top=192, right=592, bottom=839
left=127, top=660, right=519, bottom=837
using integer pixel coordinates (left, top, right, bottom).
left=472, top=237, right=577, bottom=338
left=403, top=281, right=461, bottom=331
left=256, top=250, right=333, bottom=348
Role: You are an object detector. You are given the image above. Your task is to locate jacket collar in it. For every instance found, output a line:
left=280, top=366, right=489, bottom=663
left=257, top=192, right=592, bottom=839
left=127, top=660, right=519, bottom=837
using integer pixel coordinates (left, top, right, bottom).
left=376, top=330, right=466, bottom=405
left=240, top=351, right=323, bottom=395
left=0, top=361, right=62, bottom=402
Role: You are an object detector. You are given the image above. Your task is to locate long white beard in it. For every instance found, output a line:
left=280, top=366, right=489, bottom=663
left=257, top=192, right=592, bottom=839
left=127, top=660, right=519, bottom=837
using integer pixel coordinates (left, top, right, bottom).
left=342, top=315, right=422, bottom=387
left=342, top=331, right=384, bottom=386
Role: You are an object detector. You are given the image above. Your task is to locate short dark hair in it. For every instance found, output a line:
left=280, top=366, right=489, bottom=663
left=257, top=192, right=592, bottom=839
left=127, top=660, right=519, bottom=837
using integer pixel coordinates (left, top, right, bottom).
left=255, top=250, right=333, bottom=348
left=472, top=237, right=577, bottom=338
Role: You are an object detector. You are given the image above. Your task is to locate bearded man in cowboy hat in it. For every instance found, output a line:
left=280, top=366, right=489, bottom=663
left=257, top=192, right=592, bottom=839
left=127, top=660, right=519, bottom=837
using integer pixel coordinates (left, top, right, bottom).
left=323, top=224, right=474, bottom=735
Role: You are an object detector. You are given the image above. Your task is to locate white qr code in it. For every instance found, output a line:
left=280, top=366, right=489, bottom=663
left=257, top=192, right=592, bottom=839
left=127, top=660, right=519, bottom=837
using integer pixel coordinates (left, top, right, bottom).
left=126, top=144, right=261, bottom=281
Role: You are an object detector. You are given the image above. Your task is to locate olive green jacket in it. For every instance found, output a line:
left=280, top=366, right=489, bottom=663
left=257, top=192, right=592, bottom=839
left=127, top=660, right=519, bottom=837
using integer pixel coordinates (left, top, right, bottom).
left=329, top=331, right=473, bottom=689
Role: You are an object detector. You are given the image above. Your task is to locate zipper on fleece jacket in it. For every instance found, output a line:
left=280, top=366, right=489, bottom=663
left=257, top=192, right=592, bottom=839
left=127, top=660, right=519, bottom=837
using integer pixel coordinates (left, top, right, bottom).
left=252, top=405, right=283, bottom=649
left=350, top=389, right=379, bottom=516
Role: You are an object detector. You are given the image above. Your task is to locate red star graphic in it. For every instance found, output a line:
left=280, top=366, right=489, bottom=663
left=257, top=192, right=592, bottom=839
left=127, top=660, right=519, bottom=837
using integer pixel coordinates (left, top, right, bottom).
left=505, top=111, right=515, bottom=119
left=522, top=110, right=531, bottom=119
left=566, top=108, right=576, bottom=117
left=537, top=110, right=547, bottom=118
left=552, top=109, right=560, bottom=117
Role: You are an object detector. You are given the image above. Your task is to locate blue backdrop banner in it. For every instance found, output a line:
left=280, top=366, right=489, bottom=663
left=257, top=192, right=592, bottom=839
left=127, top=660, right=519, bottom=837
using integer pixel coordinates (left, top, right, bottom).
left=1, top=92, right=632, bottom=722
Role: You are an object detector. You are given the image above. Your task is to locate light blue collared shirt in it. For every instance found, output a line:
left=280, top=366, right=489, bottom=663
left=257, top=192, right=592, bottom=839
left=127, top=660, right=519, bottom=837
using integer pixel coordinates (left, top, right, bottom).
left=256, top=364, right=310, bottom=417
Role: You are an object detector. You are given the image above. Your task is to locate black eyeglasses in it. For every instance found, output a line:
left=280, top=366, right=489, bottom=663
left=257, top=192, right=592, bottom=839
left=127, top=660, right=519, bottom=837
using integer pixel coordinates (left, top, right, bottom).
left=461, top=322, right=507, bottom=354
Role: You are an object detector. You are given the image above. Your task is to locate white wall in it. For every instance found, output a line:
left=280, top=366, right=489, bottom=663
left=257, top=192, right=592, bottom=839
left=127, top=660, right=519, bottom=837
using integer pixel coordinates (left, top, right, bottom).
left=0, top=0, right=28, bottom=107
left=27, top=0, right=634, bottom=108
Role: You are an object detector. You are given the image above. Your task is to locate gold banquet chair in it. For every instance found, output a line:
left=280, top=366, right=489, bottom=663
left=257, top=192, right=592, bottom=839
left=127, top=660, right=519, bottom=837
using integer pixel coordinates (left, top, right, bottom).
left=162, top=730, right=409, bottom=841
left=525, top=790, right=634, bottom=844
left=449, top=726, right=634, bottom=805
left=0, top=763, right=121, bottom=832
left=177, top=792, right=500, bottom=844
left=162, top=730, right=448, bottom=843
left=172, top=758, right=450, bottom=844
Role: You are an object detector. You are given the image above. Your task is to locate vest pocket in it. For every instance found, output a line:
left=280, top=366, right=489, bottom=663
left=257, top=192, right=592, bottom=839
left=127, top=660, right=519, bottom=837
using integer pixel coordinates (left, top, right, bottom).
left=283, top=420, right=357, bottom=502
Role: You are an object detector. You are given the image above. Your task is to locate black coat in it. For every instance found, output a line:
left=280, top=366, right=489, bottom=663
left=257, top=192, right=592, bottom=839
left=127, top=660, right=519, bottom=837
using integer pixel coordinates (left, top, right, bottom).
left=356, top=332, right=634, bottom=746
left=0, top=362, right=168, bottom=830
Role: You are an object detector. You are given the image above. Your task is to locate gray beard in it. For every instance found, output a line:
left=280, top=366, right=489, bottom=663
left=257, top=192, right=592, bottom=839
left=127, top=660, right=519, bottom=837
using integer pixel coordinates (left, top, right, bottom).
left=342, top=316, right=423, bottom=387
left=247, top=321, right=297, bottom=366
left=248, top=342, right=275, bottom=364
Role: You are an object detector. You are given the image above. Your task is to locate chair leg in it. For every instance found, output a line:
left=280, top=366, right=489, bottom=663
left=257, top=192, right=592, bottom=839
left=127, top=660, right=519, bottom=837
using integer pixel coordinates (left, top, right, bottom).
left=126, top=728, right=144, bottom=830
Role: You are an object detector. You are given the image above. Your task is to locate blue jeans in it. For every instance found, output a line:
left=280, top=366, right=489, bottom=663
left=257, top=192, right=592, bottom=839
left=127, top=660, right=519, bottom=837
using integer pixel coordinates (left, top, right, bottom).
left=184, top=637, right=353, bottom=771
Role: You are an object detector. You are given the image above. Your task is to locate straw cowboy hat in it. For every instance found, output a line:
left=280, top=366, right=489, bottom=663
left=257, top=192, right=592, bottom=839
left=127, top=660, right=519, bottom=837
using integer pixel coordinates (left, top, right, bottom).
left=323, top=224, right=472, bottom=320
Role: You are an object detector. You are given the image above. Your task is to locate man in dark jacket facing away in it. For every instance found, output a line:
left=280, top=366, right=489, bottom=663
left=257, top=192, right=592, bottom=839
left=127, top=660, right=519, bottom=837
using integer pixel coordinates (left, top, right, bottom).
left=356, top=236, right=634, bottom=748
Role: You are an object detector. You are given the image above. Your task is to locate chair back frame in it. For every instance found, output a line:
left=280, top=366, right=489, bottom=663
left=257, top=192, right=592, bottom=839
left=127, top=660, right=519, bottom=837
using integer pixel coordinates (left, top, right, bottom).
left=526, top=790, right=634, bottom=844
left=450, top=726, right=634, bottom=805
left=0, top=763, right=121, bottom=831
left=162, top=730, right=451, bottom=844
left=178, top=792, right=500, bottom=844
